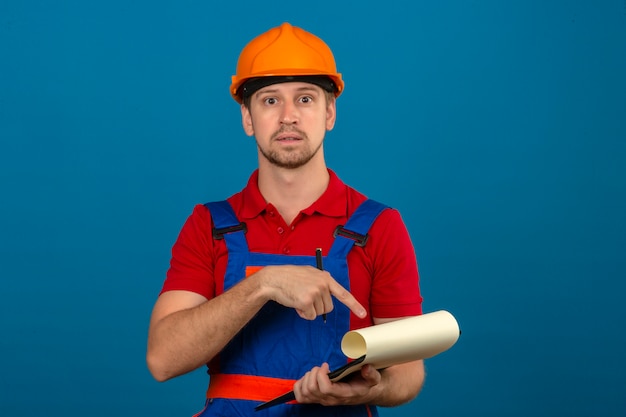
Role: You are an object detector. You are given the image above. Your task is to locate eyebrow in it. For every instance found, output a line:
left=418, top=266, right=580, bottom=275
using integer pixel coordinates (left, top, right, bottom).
left=256, top=86, right=321, bottom=95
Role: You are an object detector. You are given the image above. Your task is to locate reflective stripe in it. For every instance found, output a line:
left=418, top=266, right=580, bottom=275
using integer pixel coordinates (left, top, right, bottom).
left=206, top=374, right=297, bottom=402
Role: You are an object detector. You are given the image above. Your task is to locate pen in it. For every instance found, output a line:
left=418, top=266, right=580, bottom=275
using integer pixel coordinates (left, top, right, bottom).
left=315, top=248, right=326, bottom=323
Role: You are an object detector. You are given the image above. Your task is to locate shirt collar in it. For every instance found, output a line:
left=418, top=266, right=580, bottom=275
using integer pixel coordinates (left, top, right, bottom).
left=239, top=169, right=347, bottom=220
left=302, top=169, right=346, bottom=217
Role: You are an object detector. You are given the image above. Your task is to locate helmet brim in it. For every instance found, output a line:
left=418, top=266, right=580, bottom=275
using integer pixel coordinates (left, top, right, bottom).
left=238, top=75, right=338, bottom=102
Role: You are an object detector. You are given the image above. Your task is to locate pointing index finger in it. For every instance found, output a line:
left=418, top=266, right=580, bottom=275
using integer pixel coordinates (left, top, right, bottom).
left=328, top=280, right=366, bottom=318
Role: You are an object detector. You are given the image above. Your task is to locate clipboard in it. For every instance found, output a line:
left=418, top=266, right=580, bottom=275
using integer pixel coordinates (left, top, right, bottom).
left=254, top=355, right=367, bottom=411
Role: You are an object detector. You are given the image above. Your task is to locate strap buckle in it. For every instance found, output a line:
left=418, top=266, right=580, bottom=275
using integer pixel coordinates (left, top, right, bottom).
left=333, top=225, right=369, bottom=247
left=213, top=222, right=247, bottom=240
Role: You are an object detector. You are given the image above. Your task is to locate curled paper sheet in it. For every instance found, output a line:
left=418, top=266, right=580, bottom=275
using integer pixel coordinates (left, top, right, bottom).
left=331, top=310, right=460, bottom=381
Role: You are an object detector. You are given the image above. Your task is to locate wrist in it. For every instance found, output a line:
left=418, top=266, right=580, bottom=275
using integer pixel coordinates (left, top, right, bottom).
left=244, top=265, right=274, bottom=304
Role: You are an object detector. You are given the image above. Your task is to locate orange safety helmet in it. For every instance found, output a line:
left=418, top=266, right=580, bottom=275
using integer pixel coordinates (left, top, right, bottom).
left=230, top=22, right=344, bottom=103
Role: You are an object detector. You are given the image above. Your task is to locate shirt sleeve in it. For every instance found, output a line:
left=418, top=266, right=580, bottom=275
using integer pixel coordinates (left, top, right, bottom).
left=367, top=208, right=423, bottom=318
left=160, top=204, right=216, bottom=299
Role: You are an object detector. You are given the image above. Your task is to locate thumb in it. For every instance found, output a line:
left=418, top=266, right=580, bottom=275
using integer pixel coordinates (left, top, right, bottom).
left=360, top=365, right=381, bottom=386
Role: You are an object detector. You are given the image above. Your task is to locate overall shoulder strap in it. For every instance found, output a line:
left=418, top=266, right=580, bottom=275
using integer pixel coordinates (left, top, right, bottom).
left=328, top=199, right=389, bottom=258
left=204, top=200, right=249, bottom=252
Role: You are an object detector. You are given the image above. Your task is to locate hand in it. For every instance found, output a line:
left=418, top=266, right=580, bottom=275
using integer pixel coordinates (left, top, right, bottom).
left=293, top=363, right=383, bottom=406
left=255, top=265, right=366, bottom=320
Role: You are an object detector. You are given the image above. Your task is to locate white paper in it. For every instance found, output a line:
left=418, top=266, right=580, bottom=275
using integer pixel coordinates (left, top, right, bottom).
left=331, top=310, right=460, bottom=381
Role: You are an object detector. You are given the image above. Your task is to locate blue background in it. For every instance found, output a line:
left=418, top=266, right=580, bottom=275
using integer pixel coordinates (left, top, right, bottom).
left=1, top=1, right=625, bottom=416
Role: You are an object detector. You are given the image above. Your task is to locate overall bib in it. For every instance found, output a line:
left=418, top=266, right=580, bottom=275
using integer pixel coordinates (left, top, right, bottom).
left=195, top=199, right=387, bottom=417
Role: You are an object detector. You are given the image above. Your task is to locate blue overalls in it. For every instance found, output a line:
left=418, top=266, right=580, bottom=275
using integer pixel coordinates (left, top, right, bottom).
left=195, top=199, right=388, bottom=417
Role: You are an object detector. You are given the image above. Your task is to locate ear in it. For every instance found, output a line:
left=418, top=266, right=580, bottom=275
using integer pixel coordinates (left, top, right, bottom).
left=241, top=104, right=255, bottom=136
left=325, top=98, right=337, bottom=131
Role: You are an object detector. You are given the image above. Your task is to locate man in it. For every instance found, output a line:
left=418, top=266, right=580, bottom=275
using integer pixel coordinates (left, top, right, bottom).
left=147, top=22, right=424, bottom=416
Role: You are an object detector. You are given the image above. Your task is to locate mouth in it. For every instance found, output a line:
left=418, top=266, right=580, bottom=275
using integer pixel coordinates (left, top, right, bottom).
left=275, top=135, right=302, bottom=142
left=273, top=129, right=306, bottom=143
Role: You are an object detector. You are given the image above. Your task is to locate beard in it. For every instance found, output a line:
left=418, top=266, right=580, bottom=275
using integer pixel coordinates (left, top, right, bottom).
left=257, top=127, right=323, bottom=169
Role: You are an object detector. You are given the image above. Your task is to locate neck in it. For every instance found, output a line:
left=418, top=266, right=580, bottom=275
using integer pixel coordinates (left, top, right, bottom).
left=257, top=159, right=330, bottom=225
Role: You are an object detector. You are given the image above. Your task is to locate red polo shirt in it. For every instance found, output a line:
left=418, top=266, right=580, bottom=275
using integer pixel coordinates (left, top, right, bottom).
left=162, top=169, right=422, bottom=329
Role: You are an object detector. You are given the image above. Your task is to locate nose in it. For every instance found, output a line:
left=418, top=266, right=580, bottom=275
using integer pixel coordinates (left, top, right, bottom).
left=280, top=101, right=298, bottom=125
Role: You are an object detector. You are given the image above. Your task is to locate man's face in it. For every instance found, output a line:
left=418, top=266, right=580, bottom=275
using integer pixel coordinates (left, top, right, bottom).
left=241, top=82, right=336, bottom=170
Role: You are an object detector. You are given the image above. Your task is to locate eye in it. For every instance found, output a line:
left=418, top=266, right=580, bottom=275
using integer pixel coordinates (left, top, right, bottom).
left=299, top=96, right=313, bottom=104
left=263, top=97, right=278, bottom=105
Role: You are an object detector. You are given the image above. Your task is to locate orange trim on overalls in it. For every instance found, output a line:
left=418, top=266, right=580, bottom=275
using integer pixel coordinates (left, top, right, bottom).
left=206, top=374, right=297, bottom=403
left=245, top=265, right=263, bottom=277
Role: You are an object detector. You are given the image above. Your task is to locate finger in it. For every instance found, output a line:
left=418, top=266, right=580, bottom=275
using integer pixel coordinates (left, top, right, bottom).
left=293, top=372, right=309, bottom=403
left=315, top=362, right=333, bottom=390
left=328, top=280, right=366, bottom=318
left=313, top=294, right=326, bottom=318
left=297, top=366, right=322, bottom=402
left=360, top=364, right=382, bottom=386
left=320, top=288, right=334, bottom=315
left=296, top=308, right=317, bottom=321
left=303, top=364, right=330, bottom=399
